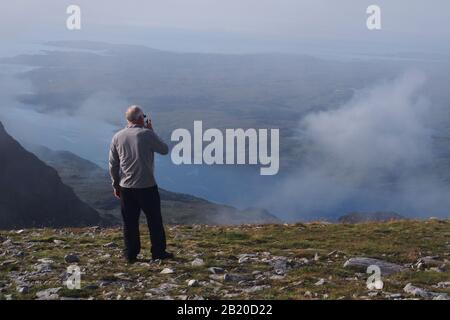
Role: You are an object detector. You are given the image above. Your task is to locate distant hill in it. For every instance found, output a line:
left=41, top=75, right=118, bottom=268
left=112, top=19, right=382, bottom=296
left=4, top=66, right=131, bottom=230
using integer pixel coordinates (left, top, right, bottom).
left=27, top=145, right=280, bottom=225
left=0, top=122, right=102, bottom=229
left=338, top=211, right=406, bottom=224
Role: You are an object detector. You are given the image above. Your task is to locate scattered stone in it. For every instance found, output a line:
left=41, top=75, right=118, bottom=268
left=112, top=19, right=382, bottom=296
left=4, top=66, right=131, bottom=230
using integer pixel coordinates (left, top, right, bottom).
left=237, top=254, right=257, bottom=264
left=209, top=274, right=225, bottom=282
left=37, top=258, right=54, bottom=264
left=434, top=282, right=450, bottom=289
left=433, top=294, right=450, bottom=300
left=269, top=258, right=292, bottom=275
left=224, top=273, right=252, bottom=282
left=343, top=257, right=406, bottom=275
left=368, top=291, right=381, bottom=297
left=103, top=242, right=119, bottom=248
left=314, top=278, right=326, bottom=286
left=208, top=267, right=225, bottom=274
left=99, top=281, right=113, bottom=287
left=269, top=274, right=285, bottom=280
left=36, top=287, right=61, bottom=300
left=386, top=293, right=402, bottom=299
left=2, top=239, right=13, bottom=246
left=16, top=285, right=30, bottom=294
left=160, top=268, right=175, bottom=274
left=113, top=273, right=132, bottom=281
left=34, top=262, right=53, bottom=273
left=148, top=283, right=179, bottom=295
left=191, top=258, right=205, bottom=267
left=242, top=285, right=270, bottom=293
left=0, top=260, right=16, bottom=267
left=414, top=256, right=446, bottom=270
left=403, top=283, right=449, bottom=299
left=14, top=251, right=26, bottom=258
left=187, top=279, right=199, bottom=287
left=64, top=253, right=80, bottom=263
left=15, top=229, right=25, bottom=234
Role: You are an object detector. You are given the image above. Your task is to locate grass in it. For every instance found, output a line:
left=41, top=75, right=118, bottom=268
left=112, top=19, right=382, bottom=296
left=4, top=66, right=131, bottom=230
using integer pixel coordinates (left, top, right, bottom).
left=0, top=219, right=449, bottom=300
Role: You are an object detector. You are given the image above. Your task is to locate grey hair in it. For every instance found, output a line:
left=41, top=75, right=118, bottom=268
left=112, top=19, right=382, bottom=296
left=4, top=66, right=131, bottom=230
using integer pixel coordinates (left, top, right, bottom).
left=125, top=105, right=144, bottom=122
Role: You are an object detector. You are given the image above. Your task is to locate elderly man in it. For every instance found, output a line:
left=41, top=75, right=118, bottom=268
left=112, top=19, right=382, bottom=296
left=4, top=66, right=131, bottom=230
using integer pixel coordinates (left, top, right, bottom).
left=109, top=105, right=173, bottom=262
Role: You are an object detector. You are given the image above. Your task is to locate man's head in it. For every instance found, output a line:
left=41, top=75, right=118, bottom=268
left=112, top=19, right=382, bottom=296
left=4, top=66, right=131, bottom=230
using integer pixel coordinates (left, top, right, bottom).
left=126, top=105, right=145, bottom=126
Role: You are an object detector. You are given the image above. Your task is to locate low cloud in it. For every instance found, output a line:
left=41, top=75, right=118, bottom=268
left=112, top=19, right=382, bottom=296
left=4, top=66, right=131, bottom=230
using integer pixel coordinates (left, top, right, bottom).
left=261, top=71, right=450, bottom=220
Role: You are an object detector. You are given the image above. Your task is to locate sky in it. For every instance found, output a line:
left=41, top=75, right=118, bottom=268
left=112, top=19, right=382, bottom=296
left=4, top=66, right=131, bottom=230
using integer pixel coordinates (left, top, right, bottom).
left=1, top=0, right=450, bottom=54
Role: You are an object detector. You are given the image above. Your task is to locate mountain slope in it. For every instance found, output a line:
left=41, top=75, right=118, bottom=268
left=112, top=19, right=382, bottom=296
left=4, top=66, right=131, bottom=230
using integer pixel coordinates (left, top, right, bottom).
left=0, top=122, right=102, bottom=229
left=28, top=145, right=280, bottom=225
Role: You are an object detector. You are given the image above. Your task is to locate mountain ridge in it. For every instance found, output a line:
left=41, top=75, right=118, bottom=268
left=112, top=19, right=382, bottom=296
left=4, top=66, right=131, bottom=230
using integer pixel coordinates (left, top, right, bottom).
left=0, top=122, right=103, bottom=229
left=27, top=144, right=280, bottom=225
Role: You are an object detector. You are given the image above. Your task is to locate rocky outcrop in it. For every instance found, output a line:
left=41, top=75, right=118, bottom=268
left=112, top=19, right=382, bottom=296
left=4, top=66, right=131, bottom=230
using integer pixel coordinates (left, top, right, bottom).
left=0, top=122, right=101, bottom=229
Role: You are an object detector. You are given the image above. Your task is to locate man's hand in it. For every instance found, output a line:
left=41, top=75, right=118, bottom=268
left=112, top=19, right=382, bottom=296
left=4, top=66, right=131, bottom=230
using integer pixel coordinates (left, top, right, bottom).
left=114, top=187, right=121, bottom=199
left=145, top=118, right=153, bottom=130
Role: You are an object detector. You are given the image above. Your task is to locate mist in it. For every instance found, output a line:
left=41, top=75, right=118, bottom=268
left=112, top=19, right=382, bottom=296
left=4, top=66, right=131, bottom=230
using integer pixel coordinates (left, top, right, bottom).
left=2, top=1, right=450, bottom=55
left=0, top=71, right=126, bottom=164
left=260, top=71, right=450, bottom=220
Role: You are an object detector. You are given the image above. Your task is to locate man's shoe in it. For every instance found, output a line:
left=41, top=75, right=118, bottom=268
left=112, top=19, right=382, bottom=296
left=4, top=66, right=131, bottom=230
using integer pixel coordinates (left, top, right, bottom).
left=125, top=257, right=137, bottom=264
left=153, top=252, right=174, bottom=260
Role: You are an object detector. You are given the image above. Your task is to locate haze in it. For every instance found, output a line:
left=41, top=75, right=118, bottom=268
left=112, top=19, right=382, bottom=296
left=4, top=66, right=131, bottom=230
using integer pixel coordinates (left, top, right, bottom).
left=1, top=0, right=450, bottom=54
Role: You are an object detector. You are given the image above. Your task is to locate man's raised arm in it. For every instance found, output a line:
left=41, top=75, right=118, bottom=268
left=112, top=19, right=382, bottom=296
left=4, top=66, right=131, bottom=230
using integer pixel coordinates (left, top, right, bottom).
left=147, top=129, right=169, bottom=155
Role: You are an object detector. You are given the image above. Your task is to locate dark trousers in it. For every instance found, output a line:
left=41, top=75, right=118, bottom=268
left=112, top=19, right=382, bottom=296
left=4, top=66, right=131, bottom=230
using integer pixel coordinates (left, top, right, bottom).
left=120, top=186, right=166, bottom=260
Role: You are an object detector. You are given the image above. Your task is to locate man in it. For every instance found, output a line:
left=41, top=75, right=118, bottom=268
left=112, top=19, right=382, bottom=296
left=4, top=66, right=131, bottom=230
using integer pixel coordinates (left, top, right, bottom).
left=109, top=105, right=173, bottom=262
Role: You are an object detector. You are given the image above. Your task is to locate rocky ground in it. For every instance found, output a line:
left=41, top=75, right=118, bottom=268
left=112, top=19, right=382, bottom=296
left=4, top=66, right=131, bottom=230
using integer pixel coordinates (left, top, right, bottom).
left=0, top=220, right=449, bottom=300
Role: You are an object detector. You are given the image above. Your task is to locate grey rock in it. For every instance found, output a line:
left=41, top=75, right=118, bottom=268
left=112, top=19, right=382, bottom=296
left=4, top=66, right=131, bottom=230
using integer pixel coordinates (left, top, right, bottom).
left=187, top=279, right=199, bottom=287
left=224, top=273, right=252, bottom=282
left=208, top=267, right=225, bottom=274
left=103, top=242, right=119, bottom=248
left=433, top=294, right=450, bottom=300
left=64, top=253, right=80, bottom=263
left=343, top=257, right=406, bottom=275
left=148, top=283, right=179, bottom=295
left=34, top=263, right=53, bottom=273
left=17, top=285, right=30, bottom=294
left=403, top=283, right=449, bottom=299
left=209, top=274, right=226, bottom=282
left=36, top=287, right=61, bottom=300
left=237, top=254, right=257, bottom=264
left=242, top=285, right=270, bottom=293
left=314, top=278, right=326, bottom=286
left=0, top=260, right=16, bottom=267
left=2, top=239, right=13, bottom=246
left=191, top=258, right=205, bottom=267
left=37, top=258, right=54, bottom=264
left=434, top=282, right=450, bottom=289
left=160, top=268, right=175, bottom=274
left=415, top=256, right=447, bottom=272
left=14, top=251, right=27, bottom=258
